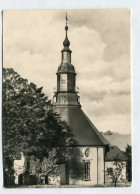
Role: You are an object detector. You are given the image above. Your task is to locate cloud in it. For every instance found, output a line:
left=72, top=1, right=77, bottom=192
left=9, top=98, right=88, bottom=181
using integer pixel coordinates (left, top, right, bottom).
left=66, top=9, right=130, bottom=61
left=92, top=113, right=131, bottom=134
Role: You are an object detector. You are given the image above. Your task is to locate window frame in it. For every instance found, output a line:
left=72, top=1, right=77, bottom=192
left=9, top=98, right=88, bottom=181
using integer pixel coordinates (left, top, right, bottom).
left=60, top=74, right=67, bottom=91
left=85, top=161, right=91, bottom=181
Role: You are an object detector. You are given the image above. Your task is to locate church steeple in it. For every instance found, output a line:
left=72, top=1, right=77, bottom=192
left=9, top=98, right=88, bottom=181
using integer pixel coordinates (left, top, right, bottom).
left=61, top=13, right=72, bottom=64
left=63, top=13, right=70, bottom=48
left=53, top=14, right=80, bottom=107
left=52, top=14, right=109, bottom=162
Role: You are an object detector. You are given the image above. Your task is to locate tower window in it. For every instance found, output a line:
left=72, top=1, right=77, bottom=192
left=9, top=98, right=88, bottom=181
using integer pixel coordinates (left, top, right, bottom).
left=85, top=162, right=90, bottom=180
left=60, top=74, right=67, bottom=91
left=53, top=97, right=56, bottom=103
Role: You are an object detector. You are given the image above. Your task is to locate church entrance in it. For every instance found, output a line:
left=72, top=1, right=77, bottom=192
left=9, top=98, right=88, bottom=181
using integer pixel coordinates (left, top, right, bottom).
left=60, top=163, right=66, bottom=185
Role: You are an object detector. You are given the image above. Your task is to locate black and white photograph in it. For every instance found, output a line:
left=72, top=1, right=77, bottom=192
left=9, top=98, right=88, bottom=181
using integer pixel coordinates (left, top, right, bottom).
left=2, top=10, right=131, bottom=188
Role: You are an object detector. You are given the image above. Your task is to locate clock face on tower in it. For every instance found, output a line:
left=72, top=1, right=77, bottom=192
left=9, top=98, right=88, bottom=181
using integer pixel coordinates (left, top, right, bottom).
left=63, top=52, right=70, bottom=63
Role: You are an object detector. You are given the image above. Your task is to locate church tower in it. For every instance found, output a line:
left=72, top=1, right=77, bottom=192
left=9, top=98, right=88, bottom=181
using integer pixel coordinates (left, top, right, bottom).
left=53, top=14, right=109, bottom=147
left=53, top=16, right=110, bottom=186
left=53, top=14, right=80, bottom=108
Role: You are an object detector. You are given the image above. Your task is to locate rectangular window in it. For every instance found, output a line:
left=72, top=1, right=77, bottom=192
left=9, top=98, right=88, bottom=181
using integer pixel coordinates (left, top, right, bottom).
left=85, top=162, right=90, bottom=180
left=60, top=74, right=67, bottom=91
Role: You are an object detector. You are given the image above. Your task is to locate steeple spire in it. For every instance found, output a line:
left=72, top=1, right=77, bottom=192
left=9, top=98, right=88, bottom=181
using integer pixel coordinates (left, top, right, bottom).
left=53, top=13, right=80, bottom=108
left=65, top=12, right=68, bottom=25
left=65, top=12, right=68, bottom=26
left=65, top=12, right=68, bottom=37
left=63, top=13, right=70, bottom=47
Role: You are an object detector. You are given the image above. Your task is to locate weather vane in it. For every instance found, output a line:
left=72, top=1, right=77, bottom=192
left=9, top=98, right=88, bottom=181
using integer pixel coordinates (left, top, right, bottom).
left=65, top=12, right=68, bottom=26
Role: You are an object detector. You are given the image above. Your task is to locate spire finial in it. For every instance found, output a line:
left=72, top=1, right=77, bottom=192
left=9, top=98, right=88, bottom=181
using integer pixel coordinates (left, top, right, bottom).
left=65, top=12, right=68, bottom=37
left=63, top=12, right=70, bottom=47
left=65, top=12, right=68, bottom=26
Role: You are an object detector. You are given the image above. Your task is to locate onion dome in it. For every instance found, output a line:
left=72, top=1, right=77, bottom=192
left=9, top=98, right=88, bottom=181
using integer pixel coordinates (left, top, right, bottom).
left=63, top=26, right=70, bottom=47
left=62, top=13, right=71, bottom=52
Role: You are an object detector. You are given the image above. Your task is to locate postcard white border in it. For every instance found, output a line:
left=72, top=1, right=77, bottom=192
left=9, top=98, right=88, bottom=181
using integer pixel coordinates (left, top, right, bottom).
left=0, top=0, right=140, bottom=194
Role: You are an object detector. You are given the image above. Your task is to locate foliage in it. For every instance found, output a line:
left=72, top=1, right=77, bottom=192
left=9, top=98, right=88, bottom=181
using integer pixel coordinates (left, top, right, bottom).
left=68, top=148, right=84, bottom=181
left=125, top=144, right=132, bottom=181
left=105, top=154, right=126, bottom=187
left=3, top=68, right=78, bottom=184
left=3, top=157, right=15, bottom=186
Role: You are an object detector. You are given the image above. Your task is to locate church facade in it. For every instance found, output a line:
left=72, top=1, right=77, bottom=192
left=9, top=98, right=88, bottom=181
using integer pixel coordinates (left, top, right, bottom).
left=13, top=16, right=128, bottom=187
left=51, top=17, right=128, bottom=186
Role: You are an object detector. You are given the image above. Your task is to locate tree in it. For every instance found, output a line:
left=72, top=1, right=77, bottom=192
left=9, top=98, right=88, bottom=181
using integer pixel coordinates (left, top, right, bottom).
left=125, top=144, right=132, bottom=181
left=105, top=155, right=126, bottom=187
left=3, top=68, right=77, bottom=184
left=68, top=147, right=84, bottom=182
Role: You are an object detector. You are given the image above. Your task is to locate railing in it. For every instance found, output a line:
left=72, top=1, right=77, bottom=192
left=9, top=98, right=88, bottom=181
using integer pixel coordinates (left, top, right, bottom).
left=53, top=87, right=79, bottom=93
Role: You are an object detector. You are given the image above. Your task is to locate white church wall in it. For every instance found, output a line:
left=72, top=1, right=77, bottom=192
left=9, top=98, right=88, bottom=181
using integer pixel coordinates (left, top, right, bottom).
left=79, top=147, right=97, bottom=185
left=69, top=146, right=105, bottom=186
left=98, top=148, right=104, bottom=185
left=92, top=148, right=98, bottom=184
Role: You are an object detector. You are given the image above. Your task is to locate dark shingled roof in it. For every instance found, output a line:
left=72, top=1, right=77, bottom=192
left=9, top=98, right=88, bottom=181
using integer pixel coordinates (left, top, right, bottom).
left=57, top=63, right=76, bottom=74
left=105, top=146, right=128, bottom=161
left=53, top=106, right=109, bottom=146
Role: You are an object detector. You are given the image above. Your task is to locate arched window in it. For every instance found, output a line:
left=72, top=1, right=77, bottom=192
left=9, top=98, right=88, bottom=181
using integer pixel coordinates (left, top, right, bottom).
left=85, top=162, right=90, bottom=180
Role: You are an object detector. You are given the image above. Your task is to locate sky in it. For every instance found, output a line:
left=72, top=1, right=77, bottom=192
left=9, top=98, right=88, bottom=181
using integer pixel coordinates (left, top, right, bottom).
left=3, top=10, right=131, bottom=134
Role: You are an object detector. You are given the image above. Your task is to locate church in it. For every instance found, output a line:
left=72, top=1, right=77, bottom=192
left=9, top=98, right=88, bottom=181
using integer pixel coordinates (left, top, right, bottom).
left=51, top=16, right=128, bottom=186
left=13, top=15, right=128, bottom=187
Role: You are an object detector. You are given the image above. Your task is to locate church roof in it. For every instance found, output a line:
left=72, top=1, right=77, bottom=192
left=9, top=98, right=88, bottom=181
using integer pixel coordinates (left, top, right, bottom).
left=105, top=146, right=128, bottom=161
left=57, top=63, right=76, bottom=74
left=54, top=106, right=109, bottom=146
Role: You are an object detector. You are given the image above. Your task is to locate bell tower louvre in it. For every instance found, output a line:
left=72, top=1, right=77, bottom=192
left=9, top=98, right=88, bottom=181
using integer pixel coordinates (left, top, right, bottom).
left=53, top=14, right=109, bottom=146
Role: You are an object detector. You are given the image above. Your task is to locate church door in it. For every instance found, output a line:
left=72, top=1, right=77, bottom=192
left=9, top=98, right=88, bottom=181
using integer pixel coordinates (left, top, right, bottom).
left=60, top=163, right=66, bottom=185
